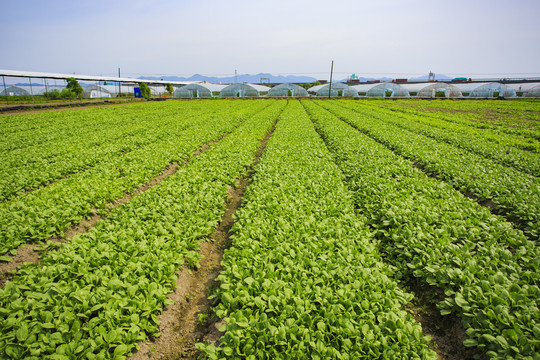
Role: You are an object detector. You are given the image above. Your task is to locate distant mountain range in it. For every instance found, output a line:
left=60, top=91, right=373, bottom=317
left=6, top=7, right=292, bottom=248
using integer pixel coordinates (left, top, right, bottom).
left=138, top=73, right=318, bottom=84
left=139, top=73, right=457, bottom=84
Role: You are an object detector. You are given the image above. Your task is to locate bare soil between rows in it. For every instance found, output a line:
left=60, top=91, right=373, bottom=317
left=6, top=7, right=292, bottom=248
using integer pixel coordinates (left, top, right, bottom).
left=129, top=117, right=278, bottom=360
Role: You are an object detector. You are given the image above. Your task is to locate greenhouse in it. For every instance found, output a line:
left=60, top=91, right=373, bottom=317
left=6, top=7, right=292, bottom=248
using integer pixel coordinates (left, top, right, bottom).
left=83, top=85, right=113, bottom=98
left=174, top=83, right=226, bottom=98
left=453, top=82, right=516, bottom=97
left=353, top=83, right=409, bottom=97
left=400, top=83, right=462, bottom=98
left=508, top=82, right=540, bottom=97
left=267, top=83, right=308, bottom=97
left=220, top=84, right=267, bottom=97
left=0, top=85, right=30, bottom=96
left=308, top=83, right=358, bottom=97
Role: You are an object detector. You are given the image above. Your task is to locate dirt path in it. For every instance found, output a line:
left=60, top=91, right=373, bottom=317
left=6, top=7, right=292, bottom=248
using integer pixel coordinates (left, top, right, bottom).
left=129, top=119, right=278, bottom=360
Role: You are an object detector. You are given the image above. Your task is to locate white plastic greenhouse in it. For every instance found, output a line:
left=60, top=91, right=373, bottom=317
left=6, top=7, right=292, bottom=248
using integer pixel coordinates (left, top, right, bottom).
left=400, top=83, right=462, bottom=98
left=174, top=83, right=226, bottom=98
left=267, top=83, right=308, bottom=97
left=353, top=83, right=409, bottom=97
left=508, top=83, right=540, bottom=97
left=453, top=82, right=516, bottom=98
left=308, top=83, right=358, bottom=97
left=220, top=84, right=269, bottom=97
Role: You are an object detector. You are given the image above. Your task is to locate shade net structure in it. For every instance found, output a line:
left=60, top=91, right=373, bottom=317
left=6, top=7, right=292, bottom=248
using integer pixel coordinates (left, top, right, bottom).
left=453, top=82, right=516, bottom=98
left=308, top=83, right=358, bottom=97
left=174, top=83, right=226, bottom=98
left=401, top=83, right=462, bottom=98
left=508, top=82, right=540, bottom=97
left=267, top=83, right=308, bottom=97
left=353, top=83, right=410, bottom=97
left=220, top=84, right=260, bottom=97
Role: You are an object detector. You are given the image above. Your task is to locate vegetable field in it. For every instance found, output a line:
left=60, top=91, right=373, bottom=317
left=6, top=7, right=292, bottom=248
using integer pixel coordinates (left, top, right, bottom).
left=0, top=99, right=539, bottom=360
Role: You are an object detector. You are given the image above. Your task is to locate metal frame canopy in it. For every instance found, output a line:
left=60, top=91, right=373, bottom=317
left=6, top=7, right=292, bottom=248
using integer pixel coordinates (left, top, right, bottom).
left=0, top=69, right=197, bottom=86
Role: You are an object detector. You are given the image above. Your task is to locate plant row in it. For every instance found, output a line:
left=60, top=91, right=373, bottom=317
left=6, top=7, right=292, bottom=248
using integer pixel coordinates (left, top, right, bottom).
left=198, top=100, right=436, bottom=359
left=0, top=100, right=285, bottom=359
left=386, top=100, right=540, bottom=141
left=0, top=100, right=270, bottom=256
left=0, top=102, right=257, bottom=201
left=355, top=101, right=540, bottom=176
left=302, top=100, right=539, bottom=359
left=316, top=100, right=540, bottom=240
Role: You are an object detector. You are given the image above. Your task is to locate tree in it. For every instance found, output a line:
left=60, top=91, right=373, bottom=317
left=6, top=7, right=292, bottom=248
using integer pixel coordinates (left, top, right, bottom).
left=165, top=83, right=174, bottom=95
left=139, top=83, right=151, bottom=99
left=66, top=77, right=83, bottom=99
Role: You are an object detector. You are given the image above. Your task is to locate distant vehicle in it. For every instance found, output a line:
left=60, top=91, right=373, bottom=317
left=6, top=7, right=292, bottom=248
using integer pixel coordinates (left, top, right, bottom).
left=451, top=77, right=468, bottom=82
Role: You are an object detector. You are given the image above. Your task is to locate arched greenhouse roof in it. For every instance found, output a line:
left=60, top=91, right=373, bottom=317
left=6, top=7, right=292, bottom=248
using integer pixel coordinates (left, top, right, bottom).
left=400, top=83, right=462, bottom=98
left=308, top=83, right=358, bottom=97
left=508, top=82, right=540, bottom=97
left=267, top=83, right=308, bottom=97
left=174, top=83, right=226, bottom=98
left=353, top=83, right=409, bottom=97
left=453, top=82, right=516, bottom=97
left=83, top=85, right=114, bottom=99
left=220, top=83, right=261, bottom=97
left=0, top=85, right=30, bottom=96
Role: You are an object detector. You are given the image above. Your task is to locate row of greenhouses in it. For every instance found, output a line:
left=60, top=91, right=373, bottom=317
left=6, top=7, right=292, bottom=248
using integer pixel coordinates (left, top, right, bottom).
left=173, top=82, right=540, bottom=98
left=2, top=81, right=540, bottom=99
left=0, top=84, right=170, bottom=98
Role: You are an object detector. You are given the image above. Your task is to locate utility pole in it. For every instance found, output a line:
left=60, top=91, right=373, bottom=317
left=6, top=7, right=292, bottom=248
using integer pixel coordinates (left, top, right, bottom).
left=235, top=69, right=238, bottom=84
left=2, top=76, right=8, bottom=105
left=118, top=67, right=121, bottom=97
left=328, top=60, right=334, bottom=99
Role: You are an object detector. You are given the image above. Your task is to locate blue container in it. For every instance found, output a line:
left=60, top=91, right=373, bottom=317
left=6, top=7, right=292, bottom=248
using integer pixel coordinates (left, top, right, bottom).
left=134, top=87, right=142, bottom=98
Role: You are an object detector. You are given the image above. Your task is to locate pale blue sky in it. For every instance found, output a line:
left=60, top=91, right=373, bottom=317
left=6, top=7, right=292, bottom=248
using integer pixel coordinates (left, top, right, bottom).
left=1, top=0, right=539, bottom=79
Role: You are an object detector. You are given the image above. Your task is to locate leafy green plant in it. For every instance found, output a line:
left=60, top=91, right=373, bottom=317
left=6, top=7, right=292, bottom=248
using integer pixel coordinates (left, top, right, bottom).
left=139, top=83, right=151, bottom=99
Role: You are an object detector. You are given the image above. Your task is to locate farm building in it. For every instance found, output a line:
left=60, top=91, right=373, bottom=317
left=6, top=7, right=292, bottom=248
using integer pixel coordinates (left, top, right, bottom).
left=400, top=83, right=462, bottom=98
left=353, top=83, right=409, bottom=97
left=174, top=83, right=226, bottom=98
left=453, top=82, right=516, bottom=98
left=308, top=83, right=358, bottom=97
left=220, top=84, right=270, bottom=97
left=267, top=83, right=309, bottom=97
left=508, top=82, right=540, bottom=97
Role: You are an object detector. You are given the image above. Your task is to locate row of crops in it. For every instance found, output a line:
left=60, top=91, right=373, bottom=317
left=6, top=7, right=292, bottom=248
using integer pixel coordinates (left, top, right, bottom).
left=1, top=99, right=539, bottom=359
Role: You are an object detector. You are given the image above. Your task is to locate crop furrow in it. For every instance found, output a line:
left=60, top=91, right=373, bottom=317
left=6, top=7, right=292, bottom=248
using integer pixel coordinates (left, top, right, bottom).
left=0, top=101, right=271, bottom=255
left=314, top=100, right=540, bottom=240
left=302, top=99, right=539, bottom=359
left=198, top=100, right=436, bottom=359
left=0, top=100, right=286, bottom=359
left=344, top=101, right=540, bottom=176
left=131, top=109, right=281, bottom=360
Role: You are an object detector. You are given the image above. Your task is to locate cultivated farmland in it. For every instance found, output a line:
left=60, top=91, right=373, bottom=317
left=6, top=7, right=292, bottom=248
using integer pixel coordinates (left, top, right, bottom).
left=0, top=99, right=538, bottom=359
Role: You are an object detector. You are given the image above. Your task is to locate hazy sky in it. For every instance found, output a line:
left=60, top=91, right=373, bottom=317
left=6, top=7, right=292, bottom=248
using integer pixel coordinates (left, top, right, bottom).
left=1, top=0, right=539, bottom=79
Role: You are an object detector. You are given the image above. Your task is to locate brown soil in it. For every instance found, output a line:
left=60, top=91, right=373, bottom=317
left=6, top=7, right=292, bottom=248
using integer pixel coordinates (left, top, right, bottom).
left=0, top=99, right=144, bottom=115
left=406, top=279, right=488, bottom=360
left=128, top=118, right=278, bottom=360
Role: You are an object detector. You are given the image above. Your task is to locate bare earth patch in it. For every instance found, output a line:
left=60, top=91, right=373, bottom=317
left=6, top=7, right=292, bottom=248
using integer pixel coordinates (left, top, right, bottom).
left=129, top=117, right=278, bottom=360
left=406, top=279, right=488, bottom=360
